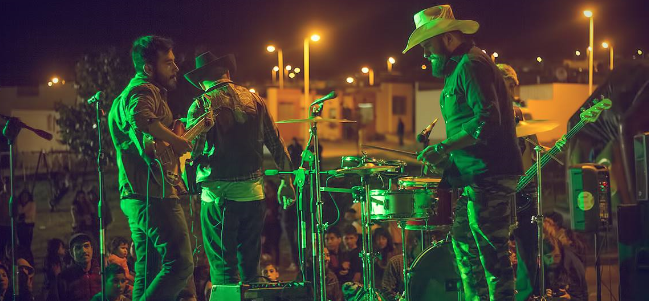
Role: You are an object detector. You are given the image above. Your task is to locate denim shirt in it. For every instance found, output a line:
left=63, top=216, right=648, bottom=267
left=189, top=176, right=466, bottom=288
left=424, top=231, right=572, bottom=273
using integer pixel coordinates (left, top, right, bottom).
left=440, top=43, right=523, bottom=187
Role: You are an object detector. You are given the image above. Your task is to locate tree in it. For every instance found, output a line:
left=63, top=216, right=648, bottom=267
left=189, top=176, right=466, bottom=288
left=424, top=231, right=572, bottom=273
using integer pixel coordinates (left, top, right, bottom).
left=55, top=48, right=132, bottom=164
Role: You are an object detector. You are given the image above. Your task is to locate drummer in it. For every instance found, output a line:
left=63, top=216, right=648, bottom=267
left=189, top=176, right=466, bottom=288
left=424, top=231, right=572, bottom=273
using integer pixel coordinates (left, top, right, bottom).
left=405, top=5, right=523, bottom=301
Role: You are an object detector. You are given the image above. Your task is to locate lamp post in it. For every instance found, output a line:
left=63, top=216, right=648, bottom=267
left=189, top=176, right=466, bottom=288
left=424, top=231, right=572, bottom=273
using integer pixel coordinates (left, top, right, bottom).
left=387, top=57, right=395, bottom=72
left=602, top=42, right=614, bottom=70
left=584, top=10, right=594, bottom=94
left=361, top=67, right=374, bottom=86
left=304, top=34, right=320, bottom=119
left=491, top=52, right=499, bottom=62
left=267, top=45, right=284, bottom=89
left=271, top=66, right=279, bottom=84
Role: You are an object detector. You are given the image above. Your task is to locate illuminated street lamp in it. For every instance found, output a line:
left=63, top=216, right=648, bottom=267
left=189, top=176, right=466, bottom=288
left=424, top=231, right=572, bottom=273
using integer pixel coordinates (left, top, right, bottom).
left=536, top=56, right=543, bottom=63
left=387, top=57, right=396, bottom=72
left=361, top=66, right=374, bottom=86
left=249, top=88, right=256, bottom=93
left=638, top=49, right=644, bottom=56
left=602, top=41, right=614, bottom=70
left=584, top=10, right=594, bottom=94
left=346, top=77, right=354, bottom=84
left=575, top=50, right=581, bottom=57
left=47, top=81, right=53, bottom=87
left=271, top=66, right=279, bottom=83
left=421, top=64, right=427, bottom=70
left=491, top=52, right=499, bottom=62
left=294, top=67, right=301, bottom=74
left=289, top=72, right=296, bottom=79
left=52, top=77, right=59, bottom=84
left=267, top=45, right=284, bottom=89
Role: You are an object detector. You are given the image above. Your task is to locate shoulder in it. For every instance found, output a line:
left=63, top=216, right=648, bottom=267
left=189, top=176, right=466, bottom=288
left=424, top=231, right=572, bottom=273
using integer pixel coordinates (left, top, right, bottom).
left=458, top=49, right=492, bottom=75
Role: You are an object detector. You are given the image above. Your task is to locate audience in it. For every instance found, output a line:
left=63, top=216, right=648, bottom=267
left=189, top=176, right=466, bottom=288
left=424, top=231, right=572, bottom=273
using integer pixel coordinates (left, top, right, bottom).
left=89, top=264, right=130, bottom=301
left=340, top=225, right=362, bottom=284
left=47, top=233, right=101, bottom=301
left=70, top=190, right=95, bottom=237
left=16, top=189, right=36, bottom=261
left=43, top=238, right=69, bottom=290
left=325, top=227, right=344, bottom=278
left=322, top=248, right=343, bottom=301
left=260, top=263, right=280, bottom=282
left=372, top=227, right=399, bottom=287
left=544, top=211, right=587, bottom=264
left=108, top=236, right=135, bottom=284
left=542, top=238, right=588, bottom=301
left=0, top=262, right=8, bottom=301
left=261, top=180, right=281, bottom=266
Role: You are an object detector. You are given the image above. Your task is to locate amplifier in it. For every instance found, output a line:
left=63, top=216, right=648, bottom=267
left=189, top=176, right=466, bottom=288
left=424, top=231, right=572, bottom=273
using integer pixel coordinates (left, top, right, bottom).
left=634, top=132, right=649, bottom=201
left=209, top=282, right=311, bottom=301
left=568, top=164, right=612, bottom=232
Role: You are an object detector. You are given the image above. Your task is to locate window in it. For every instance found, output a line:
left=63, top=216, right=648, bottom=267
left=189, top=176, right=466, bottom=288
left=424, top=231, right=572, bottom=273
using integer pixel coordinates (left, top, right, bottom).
left=392, top=96, right=406, bottom=115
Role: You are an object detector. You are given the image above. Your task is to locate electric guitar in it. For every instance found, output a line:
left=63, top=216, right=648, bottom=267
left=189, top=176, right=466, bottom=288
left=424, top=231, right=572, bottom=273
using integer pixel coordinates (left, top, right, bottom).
left=143, top=111, right=213, bottom=194
left=515, top=98, right=612, bottom=211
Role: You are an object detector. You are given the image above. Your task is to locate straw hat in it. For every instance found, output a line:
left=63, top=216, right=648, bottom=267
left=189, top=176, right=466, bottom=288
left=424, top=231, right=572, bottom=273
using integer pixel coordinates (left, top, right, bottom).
left=403, top=5, right=479, bottom=54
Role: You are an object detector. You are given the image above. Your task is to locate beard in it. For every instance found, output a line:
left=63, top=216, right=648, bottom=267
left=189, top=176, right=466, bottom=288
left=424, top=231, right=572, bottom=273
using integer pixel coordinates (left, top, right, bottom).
left=428, top=44, right=452, bottom=78
left=153, top=70, right=178, bottom=90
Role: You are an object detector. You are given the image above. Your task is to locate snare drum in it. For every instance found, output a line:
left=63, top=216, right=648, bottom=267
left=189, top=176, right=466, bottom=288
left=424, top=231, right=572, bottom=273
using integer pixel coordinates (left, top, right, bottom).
left=398, top=177, right=453, bottom=230
left=340, top=155, right=376, bottom=169
left=369, top=189, right=434, bottom=220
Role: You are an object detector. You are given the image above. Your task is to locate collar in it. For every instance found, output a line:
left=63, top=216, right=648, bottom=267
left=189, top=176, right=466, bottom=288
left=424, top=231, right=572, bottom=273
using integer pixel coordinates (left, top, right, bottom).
left=444, top=42, right=474, bottom=76
left=133, top=73, right=168, bottom=98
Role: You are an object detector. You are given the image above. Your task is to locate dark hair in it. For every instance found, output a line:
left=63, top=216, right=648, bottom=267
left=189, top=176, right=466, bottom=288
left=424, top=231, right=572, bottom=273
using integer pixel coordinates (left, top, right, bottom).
left=325, top=226, right=341, bottom=238
left=345, top=208, right=357, bottom=214
left=342, top=225, right=357, bottom=236
left=45, top=238, right=65, bottom=266
left=131, top=35, right=174, bottom=72
left=109, top=236, right=130, bottom=254
left=545, top=211, right=564, bottom=228
left=104, top=263, right=125, bottom=283
left=372, top=227, right=394, bottom=253
left=18, top=189, right=33, bottom=203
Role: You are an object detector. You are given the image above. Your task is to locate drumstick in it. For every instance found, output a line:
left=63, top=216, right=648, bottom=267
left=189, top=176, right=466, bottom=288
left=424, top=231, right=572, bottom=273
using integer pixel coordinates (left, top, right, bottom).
left=362, top=144, right=418, bottom=156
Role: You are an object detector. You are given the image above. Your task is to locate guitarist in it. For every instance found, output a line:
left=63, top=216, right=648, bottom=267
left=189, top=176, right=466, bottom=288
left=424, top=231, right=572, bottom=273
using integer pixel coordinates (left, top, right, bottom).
left=108, top=35, right=196, bottom=301
left=184, top=52, right=296, bottom=286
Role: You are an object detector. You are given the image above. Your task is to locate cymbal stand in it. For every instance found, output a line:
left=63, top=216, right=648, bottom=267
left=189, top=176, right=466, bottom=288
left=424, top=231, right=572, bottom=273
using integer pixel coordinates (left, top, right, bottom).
left=532, top=145, right=546, bottom=298
left=358, top=174, right=377, bottom=299
left=398, top=220, right=411, bottom=301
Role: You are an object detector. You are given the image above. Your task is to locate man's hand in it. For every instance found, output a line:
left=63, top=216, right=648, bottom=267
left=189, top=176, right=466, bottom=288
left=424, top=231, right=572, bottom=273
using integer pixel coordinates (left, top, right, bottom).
left=171, top=137, right=193, bottom=155
left=417, top=144, right=447, bottom=165
left=278, top=179, right=296, bottom=209
left=202, top=111, right=215, bottom=133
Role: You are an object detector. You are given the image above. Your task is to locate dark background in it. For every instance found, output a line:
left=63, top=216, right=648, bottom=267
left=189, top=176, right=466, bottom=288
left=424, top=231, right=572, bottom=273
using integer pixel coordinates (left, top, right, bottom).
left=2, top=0, right=648, bottom=86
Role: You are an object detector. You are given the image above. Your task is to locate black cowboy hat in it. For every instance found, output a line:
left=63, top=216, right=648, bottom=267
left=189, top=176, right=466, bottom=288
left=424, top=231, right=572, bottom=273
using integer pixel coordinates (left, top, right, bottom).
left=184, top=51, right=237, bottom=89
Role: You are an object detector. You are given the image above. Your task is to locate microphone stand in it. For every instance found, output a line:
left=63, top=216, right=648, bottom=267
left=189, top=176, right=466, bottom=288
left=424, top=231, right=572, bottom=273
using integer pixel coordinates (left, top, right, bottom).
left=2, top=116, right=52, bottom=301
left=420, top=136, right=429, bottom=177
left=93, top=99, right=107, bottom=301
left=2, top=118, right=20, bottom=301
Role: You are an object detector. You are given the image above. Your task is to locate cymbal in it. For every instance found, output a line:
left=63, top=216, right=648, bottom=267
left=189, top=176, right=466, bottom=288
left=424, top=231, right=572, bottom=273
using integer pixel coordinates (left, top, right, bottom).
left=336, top=165, right=400, bottom=176
left=516, top=120, right=559, bottom=137
left=276, top=117, right=356, bottom=124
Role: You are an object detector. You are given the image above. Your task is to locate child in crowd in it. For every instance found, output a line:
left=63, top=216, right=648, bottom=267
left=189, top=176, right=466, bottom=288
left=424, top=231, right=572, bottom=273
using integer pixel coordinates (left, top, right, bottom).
left=260, top=263, right=280, bottom=282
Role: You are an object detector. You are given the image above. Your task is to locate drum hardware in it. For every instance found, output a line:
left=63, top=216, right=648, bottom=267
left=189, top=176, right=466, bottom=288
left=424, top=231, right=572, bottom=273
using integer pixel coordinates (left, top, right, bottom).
left=514, top=120, right=559, bottom=137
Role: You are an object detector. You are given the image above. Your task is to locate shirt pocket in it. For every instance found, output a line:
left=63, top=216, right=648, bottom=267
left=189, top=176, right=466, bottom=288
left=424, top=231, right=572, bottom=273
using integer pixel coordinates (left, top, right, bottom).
left=442, top=89, right=465, bottom=115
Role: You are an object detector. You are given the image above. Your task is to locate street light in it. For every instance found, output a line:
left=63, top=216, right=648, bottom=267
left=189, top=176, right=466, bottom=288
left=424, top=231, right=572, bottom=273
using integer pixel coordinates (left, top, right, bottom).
left=294, top=67, right=301, bottom=74
left=249, top=88, right=256, bottom=93
left=537, top=56, right=543, bottom=63
left=52, top=77, right=59, bottom=84
left=289, top=72, right=296, bottom=79
left=271, top=66, right=279, bottom=83
left=575, top=50, right=581, bottom=57
left=387, top=57, right=395, bottom=72
left=421, top=64, right=427, bottom=70
left=584, top=10, right=594, bottom=94
left=47, top=81, right=53, bottom=87
left=492, top=52, right=499, bottom=58
left=346, top=77, right=354, bottom=84
left=310, top=34, right=321, bottom=42
left=638, top=49, right=644, bottom=56
left=361, top=66, right=374, bottom=86
left=267, top=45, right=284, bottom=89
left=602, top=41, right=614, bottom=70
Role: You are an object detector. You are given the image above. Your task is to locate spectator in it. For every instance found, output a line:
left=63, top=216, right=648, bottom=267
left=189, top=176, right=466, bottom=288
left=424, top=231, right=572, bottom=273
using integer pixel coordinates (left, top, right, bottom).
left=87, top=186, right=113, bottom=229
left=322, top=248, right=343, bottom=301
left=372, top=227, right=399, bottom=287
left=71, top=190, right=95, bottom=237
left=0, top=179, right=10, bottom=256
left=281, top=204, right=299, bottom=272
left=126, top=241, right=136, bottom=277
left=380, top=231, right=419, bottom=300
left=107, top=236, right=135, bottom=284
left=340, top=208, right=362, bottom=235
left=0, top=262, right=9, bottom=301
left=544, top=211, right=587, bottom=263
left=542, top=238, right=587, bottom=301
left=48, top=233, right=101, bottom=301
left=324, top=227, right=344, bottom=277
left=261, top=180, right=281, bottom=266
left=260, top=263, right=280, bottom=282
left=340, top=225, right=362, bottom=284
left=16, top=258, right=35, bottom=301
left=43, top=238, right=69, bottom=290
left=89, top=264, right=130, bottom=301
left=15, top=189, right=36, bottom=259
left=397, top=118, right=404, bottom=146
left=287, top=137, right=303, bottom=168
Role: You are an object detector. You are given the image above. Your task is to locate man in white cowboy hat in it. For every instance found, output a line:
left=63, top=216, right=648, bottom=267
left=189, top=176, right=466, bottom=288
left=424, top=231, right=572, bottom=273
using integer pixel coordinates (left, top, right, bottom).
left=185, top=51, right=296, bottom=286
left=407, top=5, right=523, bottom=301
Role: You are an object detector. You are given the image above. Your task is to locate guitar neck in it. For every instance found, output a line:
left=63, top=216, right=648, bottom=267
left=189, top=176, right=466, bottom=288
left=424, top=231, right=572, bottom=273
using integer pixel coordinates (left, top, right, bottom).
left=516, top=119, right=586, bottom=192
left=183, top=116, right=208, bottom=142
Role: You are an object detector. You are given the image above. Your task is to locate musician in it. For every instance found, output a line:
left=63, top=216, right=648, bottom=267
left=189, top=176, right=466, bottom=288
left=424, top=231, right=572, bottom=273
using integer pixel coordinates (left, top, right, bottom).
left=405, top=5, right=523, bottom=300
left=108, top=35, right=195, bottom=301
left=184, top=51, right=295, bottom=286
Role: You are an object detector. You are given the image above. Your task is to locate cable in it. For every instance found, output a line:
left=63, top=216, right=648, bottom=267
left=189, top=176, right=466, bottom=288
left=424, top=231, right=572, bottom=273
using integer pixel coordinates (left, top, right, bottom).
left=221, top=205, right=226, bottom=286
left=325, top=175, right=341, bottom=227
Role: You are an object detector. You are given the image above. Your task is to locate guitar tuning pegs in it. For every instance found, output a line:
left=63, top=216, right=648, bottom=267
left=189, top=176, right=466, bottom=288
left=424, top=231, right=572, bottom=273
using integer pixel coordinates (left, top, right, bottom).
left=580, top=107, right=586, bottom=112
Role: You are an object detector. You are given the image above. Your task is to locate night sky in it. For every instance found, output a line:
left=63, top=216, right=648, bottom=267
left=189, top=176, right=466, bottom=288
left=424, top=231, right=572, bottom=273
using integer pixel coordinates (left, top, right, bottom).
left=1, top=0, right=648, bottom=86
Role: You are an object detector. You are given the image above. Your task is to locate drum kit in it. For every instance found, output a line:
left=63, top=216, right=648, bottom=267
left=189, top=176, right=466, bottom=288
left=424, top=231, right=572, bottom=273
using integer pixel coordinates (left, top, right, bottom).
left=271, top=94, right=565, bottom=301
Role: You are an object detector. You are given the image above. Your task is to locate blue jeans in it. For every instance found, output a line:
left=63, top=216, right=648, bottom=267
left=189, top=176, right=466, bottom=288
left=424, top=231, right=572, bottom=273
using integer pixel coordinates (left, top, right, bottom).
left=121, top=198, right=194, bottom=301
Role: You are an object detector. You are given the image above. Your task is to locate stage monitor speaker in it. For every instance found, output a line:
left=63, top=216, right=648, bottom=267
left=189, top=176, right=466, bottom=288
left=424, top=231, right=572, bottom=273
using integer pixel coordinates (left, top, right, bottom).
left=210, top=282, right=311, bottom=301
left=617, top=201, right=649, bottom=301
left=634, top=132, right=649, bottom=201
left=568, top=164, right=611, bottom=232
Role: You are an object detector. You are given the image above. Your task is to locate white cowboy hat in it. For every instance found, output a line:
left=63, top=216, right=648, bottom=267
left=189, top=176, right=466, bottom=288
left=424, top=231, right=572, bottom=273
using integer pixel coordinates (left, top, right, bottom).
left=403, top=5, right=479, bottom=54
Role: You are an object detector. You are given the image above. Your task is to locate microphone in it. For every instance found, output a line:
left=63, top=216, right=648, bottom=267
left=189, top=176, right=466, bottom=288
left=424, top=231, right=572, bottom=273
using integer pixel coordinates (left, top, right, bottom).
left=309, top=91, right=337, bottom=107
left=416, top=118, right=438, bottom=143
left=87, top=91, right=104, bottom=104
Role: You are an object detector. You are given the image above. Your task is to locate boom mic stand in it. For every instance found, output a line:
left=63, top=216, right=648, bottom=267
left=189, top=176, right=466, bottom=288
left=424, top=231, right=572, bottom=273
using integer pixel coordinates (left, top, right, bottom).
left=2, top=115, right=53, bottom=301
left=90, top=95, right=107, bottom=301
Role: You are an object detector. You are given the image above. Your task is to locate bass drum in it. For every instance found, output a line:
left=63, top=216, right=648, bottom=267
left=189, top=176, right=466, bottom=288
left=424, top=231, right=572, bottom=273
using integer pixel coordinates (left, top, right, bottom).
left=408, top=242, right=462, bottom=301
